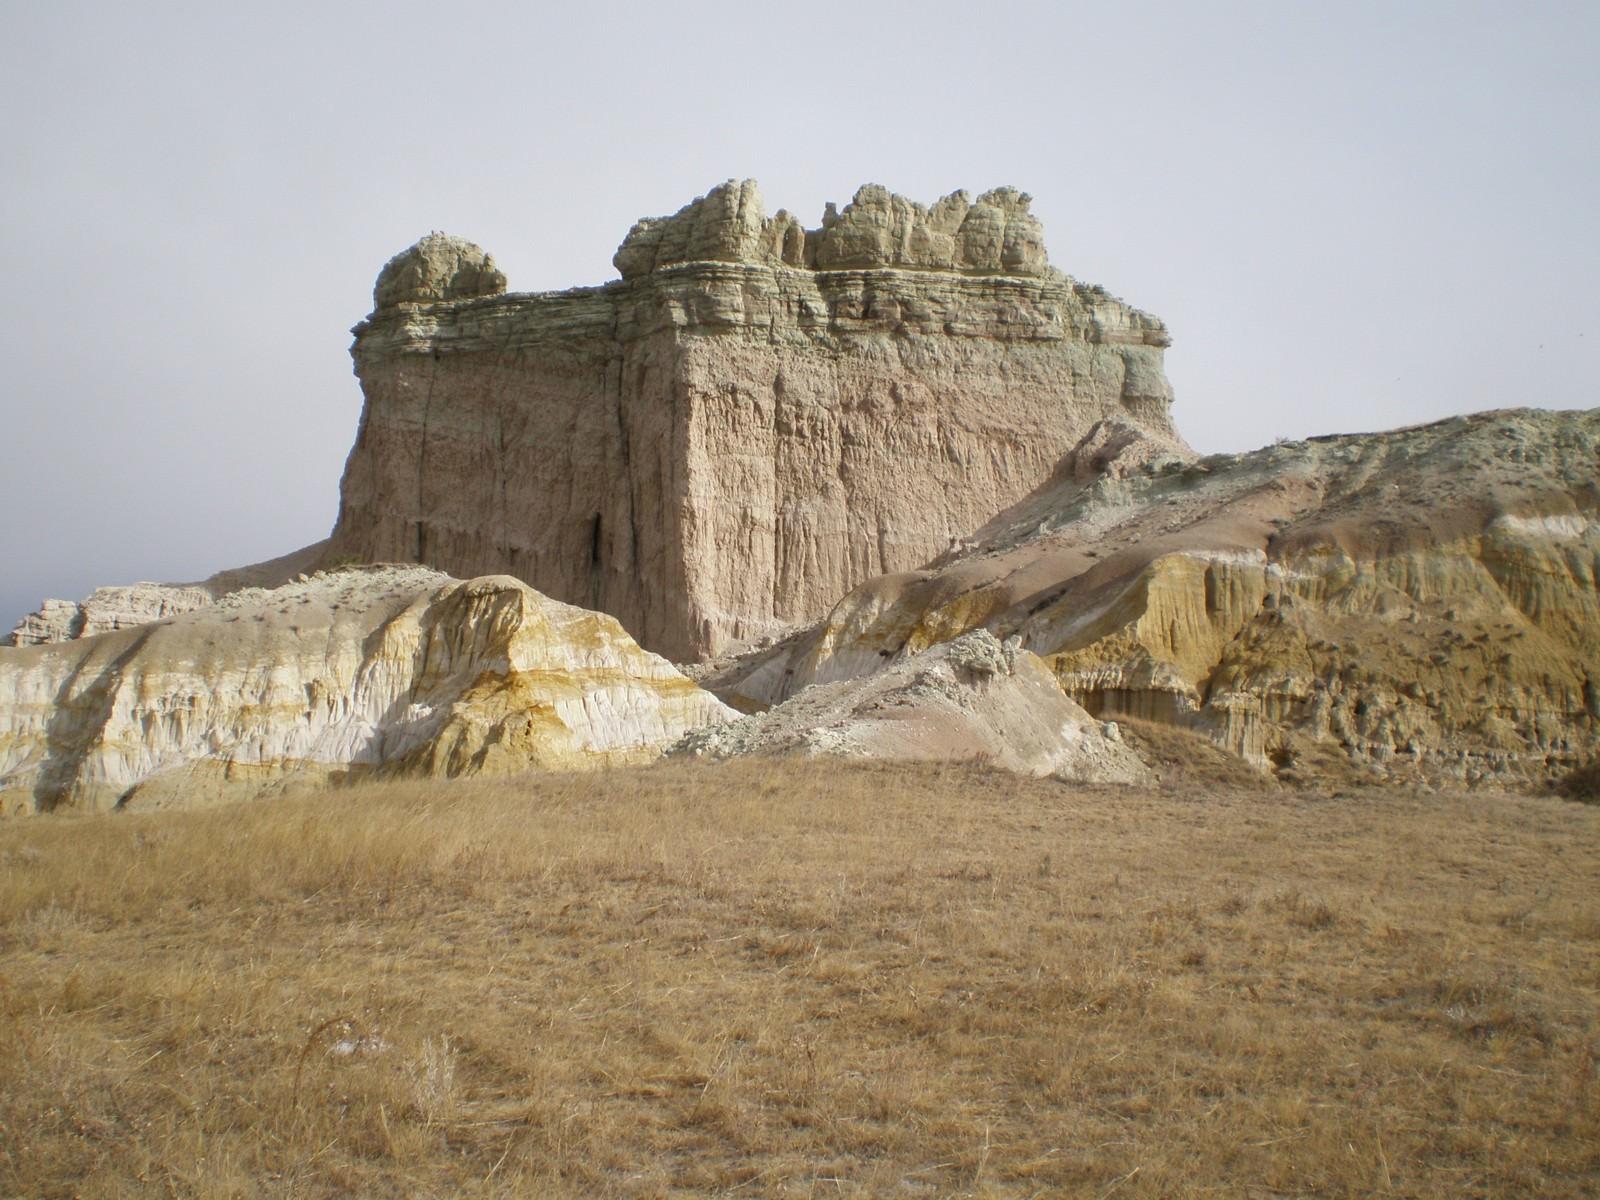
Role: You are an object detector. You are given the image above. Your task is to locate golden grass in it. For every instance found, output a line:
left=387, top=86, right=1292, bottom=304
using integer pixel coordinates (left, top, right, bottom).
left=1, top=760, right=1596, bottom=1197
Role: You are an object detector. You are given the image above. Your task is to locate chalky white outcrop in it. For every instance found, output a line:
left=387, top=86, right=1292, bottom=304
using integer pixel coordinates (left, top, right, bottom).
left=0, top=567, right=734, bottom=814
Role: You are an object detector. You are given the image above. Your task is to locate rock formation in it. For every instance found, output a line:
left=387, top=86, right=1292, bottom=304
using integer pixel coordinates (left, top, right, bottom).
left=6, top=586, right=213, bottom=645
left=612, top=182, right=1050, bottom=278
left=0, top=566, right=733, bottom=815
left=6, top=179, right=1597, bottom=807
left=701, top=409, right=1600, bottom=785
left=326, top=180, right=1184, bottom=661
left=6, top=542, right=328, bottom=647
left=676, top=629, right=1150, bottom=784
left=373, top=232, right=507, bottom=308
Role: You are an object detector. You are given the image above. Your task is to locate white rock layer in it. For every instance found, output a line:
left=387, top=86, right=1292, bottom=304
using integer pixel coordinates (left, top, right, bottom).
left=677, top=629, right=1150, bottom=784
left=7, top=584, right=214, bottom=645
left=0, top=566, right=735, bottom=814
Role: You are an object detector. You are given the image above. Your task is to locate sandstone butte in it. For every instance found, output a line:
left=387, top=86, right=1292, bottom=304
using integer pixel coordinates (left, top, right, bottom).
left=327, top=181, right=1186, bottom=662
left=3, top=180, right=1598, bottom=811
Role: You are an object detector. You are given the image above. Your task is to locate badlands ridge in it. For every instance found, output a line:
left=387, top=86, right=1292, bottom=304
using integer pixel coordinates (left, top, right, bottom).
left=3, top=181, right=1596, bottom=812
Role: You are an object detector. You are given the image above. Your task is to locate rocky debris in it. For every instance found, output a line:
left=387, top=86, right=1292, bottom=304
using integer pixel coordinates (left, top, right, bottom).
left=613, top=180, right=1049, bottom=279
left=330, top=180, right=1185, bottom=661
left=0, top=565, right=735, bottom=814
left=373, top=233, right=507, bottom=308
left=675, top=630, right=1149, bottom=784
left=1054, top=417, right=1180, bottom=487
left=700, top=408, right=1600, bottom=786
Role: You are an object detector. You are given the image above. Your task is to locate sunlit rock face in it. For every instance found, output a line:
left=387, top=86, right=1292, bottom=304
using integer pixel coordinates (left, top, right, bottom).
left=702, top=409, right=1600, bottom=785
left=373, top=233, right=507, bottom=307
left=611, top=181, right=1051, bottom=278
left=0, top=566, right=735, bottom=815
left=14, top=180, right=1594, bottom=799
left=328, top=180, right=1186, bottom=662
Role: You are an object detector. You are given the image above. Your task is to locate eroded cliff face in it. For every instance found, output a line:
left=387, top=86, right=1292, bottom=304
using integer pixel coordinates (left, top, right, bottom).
left=703, top=409, right=1600, bottom=785
left=0, top=566, right=734, bottom=814
left=327, top=181, right=1184, bottom=661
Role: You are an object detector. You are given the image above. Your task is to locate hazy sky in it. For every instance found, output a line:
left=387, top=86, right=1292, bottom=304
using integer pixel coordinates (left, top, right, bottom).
left=2, top=1, right=1596, bottom=632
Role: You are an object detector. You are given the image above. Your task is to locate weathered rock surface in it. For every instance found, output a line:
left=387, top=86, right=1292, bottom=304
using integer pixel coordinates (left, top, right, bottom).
left=0, top=566, right=734, bottom=814
left=676, top=629, right=1149, bottom=784
left=613, top=182, right=1049, bottom=278
left=15, top=181, right=1595, bottom=802
left=701, top=409, right=1600, bottom=785
left=8, top=585, right=215, bottom=645
left=373, top=233, right=507, bottom=308
left=327, top=180, right=1185, bottom=661
left=7, top=543, right=328, bottom=647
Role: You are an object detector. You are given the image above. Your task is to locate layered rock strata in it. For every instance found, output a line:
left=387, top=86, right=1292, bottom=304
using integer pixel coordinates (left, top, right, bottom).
left=7, top=586, right=213, bottom=645
left=0, top=566, right=734, bottom=814
left=15, top=181, right=1591, bottom=801
left=327, top=181, right=1185, bottom=661
left=703, top=409, right=1600, bottom=785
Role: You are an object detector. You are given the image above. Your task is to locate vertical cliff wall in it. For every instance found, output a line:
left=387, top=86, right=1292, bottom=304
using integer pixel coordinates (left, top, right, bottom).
left=327, top=182, right=1187, bottom=661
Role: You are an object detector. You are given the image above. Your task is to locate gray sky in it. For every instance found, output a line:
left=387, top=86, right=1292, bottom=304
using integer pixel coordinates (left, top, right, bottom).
left=2, top=1, right=1596, bottom=632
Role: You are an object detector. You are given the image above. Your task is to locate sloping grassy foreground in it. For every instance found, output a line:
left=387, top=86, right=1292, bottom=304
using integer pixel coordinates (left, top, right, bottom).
left=1, top=761, right=1596, bottom=1198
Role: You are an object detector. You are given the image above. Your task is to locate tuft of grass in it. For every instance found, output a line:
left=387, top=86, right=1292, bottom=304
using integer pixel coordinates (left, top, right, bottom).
left=0, top=759, right=1596, bottom=1197
left=1116, top=717, right=1273, bottom=792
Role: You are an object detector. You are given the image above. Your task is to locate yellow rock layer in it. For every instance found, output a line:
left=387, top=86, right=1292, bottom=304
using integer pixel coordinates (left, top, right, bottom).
left=707, top=410, right=1600, bottom=784
left=0, top=568, right=734, bottom=814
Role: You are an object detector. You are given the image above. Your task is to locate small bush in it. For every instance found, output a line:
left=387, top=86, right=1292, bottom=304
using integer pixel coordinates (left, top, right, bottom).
left=1552, top=760, right=1600, bottom=804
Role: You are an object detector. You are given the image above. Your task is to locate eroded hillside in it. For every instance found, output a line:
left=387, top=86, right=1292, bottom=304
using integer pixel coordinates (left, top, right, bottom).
left=704, top=409, right=1600, bottom=784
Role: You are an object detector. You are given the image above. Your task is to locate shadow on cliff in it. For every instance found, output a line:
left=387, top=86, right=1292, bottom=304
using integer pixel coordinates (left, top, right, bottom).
left=346, top=584, right=508, bottom=778
left=33, top=626, right=157, bottom=812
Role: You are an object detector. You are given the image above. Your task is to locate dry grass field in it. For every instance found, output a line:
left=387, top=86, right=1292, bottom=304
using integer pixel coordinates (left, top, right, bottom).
left=1, top=755, right=1596, bottom=1198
